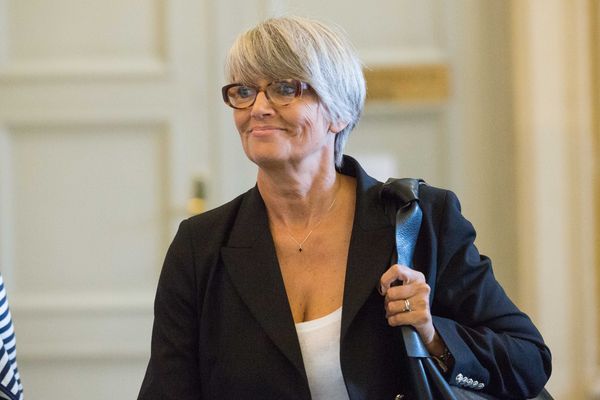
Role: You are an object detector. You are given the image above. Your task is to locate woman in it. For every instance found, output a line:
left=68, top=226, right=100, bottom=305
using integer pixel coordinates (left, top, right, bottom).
left=138, top=16, right=551, bottom=400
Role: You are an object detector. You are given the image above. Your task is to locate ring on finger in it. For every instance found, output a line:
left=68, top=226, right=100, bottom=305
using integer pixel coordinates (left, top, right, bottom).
left=402, top=298, right=412, bottom=313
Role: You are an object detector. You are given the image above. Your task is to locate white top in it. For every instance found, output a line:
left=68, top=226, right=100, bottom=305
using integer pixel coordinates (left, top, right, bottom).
left=295, top=307, right=350, bottom=400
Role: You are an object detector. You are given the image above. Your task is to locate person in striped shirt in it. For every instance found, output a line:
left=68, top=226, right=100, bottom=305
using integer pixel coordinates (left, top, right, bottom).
left=0, top=274, right=23, bottom=400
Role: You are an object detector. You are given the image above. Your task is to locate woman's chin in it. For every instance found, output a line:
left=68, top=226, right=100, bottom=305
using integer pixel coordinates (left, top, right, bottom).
left=246, top=153, right=289, bottom=169
left=243, top=143, right=292, bottom=167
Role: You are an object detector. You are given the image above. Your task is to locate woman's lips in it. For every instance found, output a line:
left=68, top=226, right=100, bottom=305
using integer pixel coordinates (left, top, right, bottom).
left=249, top=126, right=285, bottom=136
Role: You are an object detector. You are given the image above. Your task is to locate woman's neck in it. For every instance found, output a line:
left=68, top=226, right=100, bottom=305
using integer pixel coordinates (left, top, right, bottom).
left=257, top=165, right=341, bottom=230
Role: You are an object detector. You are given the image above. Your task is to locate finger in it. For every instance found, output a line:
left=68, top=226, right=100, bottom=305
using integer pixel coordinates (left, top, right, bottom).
left=385, top=299, right=413, bottom=316
left=379, top=264, right=418, bottom=295
left=386, top=307, right=430, bottom=327
left=379, top=266, right=426, bottom=296
left=385, top=295, right=428, bottom=316
left=384, top=280, right=430, bottom=303
left=385, top=297, right=431, bottom=325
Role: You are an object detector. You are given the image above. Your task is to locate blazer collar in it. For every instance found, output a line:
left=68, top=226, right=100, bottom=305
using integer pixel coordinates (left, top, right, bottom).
left=337, top=156, right=396, bottom=339
left=338, top=155, right=392, bottom=231
left=221, top=155, right=395, bottom=377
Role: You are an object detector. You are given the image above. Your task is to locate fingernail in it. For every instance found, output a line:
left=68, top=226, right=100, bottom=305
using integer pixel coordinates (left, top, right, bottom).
left=378, top=284, right=385, bottom=295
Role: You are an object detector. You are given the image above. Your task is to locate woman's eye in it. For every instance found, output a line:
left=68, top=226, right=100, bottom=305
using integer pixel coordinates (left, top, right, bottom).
left=236, top=86, right=255, bottom=98
left=273, top=82, right=296, bottom=96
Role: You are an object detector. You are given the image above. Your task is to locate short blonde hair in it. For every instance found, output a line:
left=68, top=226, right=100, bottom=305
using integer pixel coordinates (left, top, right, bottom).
left=225, top=16, right=366, bottom=168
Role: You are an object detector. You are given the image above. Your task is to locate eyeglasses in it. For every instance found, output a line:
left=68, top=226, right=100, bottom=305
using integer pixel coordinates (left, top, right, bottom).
left=221, top=79, right=310, bottom=109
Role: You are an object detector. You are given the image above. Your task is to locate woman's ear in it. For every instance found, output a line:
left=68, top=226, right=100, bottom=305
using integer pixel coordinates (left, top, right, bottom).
left=329, top=120, right=349, bottom=134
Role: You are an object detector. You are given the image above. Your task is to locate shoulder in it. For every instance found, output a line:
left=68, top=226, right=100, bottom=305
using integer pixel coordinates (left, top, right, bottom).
left=170, top=188, right=254, bottom=253
left=159, top=188, right=255, bottom=285
left=417, top=183, right=471, bottom=237
left=419, top=183, right=453, bottom=204
left=418, top=183, right=456, bottom=214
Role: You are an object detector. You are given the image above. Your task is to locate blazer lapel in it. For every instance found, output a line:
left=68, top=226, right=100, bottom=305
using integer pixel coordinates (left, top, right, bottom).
left=339, top=157, right=396, bottom=341
left=220, top=188, right=305, bottom=377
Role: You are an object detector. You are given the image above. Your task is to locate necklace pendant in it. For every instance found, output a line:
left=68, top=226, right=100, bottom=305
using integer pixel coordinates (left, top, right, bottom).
left=285, top=183, right=339, bottom=255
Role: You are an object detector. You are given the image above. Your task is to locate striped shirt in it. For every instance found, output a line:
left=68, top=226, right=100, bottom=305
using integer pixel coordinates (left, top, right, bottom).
left=0, top=275, right=23, bottom=400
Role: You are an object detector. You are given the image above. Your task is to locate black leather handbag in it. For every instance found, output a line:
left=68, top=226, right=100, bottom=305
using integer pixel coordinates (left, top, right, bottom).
left=379, top=178, right=553, bottom=400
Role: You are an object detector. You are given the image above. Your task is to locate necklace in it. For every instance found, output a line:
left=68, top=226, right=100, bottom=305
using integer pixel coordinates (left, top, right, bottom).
left=284, top=181, right=340, bottom=252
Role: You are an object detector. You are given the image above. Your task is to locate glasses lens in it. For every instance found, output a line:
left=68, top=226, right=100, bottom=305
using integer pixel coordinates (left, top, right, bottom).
left=267, top=81, right=299, bottom=105
left=227, top=85, right=257, bottom=108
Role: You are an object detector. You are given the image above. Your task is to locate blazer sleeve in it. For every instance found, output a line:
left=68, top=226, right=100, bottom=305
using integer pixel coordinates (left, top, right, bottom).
left=138, top=219, right=202, bottom=400
left=429, top=190, right=552, bottom=399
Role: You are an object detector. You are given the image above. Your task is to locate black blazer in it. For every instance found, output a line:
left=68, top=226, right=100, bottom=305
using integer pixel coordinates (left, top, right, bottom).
left=138, top=156, right=551, bottom=400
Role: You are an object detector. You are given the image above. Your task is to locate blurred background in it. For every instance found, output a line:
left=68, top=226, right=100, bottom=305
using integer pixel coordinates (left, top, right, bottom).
left=0, top=0, right=598, bottom=398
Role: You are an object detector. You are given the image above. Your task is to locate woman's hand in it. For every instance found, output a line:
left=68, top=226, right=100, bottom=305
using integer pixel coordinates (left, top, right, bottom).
left=379, top=264, right=445, bottom=356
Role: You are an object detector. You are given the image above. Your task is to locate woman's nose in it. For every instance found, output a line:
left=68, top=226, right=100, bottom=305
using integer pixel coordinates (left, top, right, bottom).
left=250, top=91, right=274, bottom=118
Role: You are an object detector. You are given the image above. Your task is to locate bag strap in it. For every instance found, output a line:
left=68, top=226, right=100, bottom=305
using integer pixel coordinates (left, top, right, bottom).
left=380, top=178, right=459, bottom=400
left=380, top=178, right=425, bottom=268
left=380, top=178, right=429, bottom=360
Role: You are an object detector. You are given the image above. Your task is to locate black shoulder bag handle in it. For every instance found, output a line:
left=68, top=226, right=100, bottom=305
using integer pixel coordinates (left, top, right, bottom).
left=380, top=178, right=458, bottom=400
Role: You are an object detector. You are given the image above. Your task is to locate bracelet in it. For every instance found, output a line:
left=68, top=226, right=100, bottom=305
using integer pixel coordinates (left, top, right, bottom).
left=431, top=347, right=452, bottom=374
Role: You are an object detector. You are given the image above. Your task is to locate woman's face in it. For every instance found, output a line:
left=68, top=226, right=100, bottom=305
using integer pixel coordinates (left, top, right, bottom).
left=232, top=79, right=341, bottom=170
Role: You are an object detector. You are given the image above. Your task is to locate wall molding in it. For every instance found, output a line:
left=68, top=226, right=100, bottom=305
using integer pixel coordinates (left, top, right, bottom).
left=0, top=0, right=167, bottom=82
left=11, top=292, right=154, bottom=315
left=14, top=306, right=153, bottom=362
left=0, top=58, right=167, bottom=81
left=0, top=120, right=172, bottom=286
left=18, top=348, right=150, bottom=363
